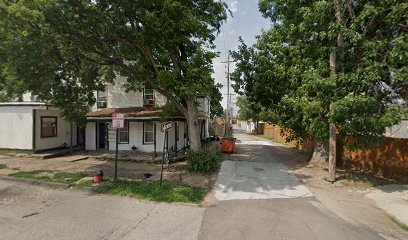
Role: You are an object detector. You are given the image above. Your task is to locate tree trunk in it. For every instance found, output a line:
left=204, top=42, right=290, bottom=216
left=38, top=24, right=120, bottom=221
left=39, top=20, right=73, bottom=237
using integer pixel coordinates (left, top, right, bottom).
left=308, top=141, right=329, bottom=167
left=185, top=98, right=202, bottom=152
left=326, top=0, right=344, bottom=182
left=328, top=122, right=337, bottom=181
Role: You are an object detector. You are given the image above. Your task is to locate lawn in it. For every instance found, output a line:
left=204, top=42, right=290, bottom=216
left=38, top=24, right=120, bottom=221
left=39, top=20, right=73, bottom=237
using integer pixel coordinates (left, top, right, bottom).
left=95, top=178, right=205, bottom=204
left=9, top=170, right=87, bottom=184
left=8, top=170, right=206, bottom=204
left=0, top=150, right=14, bottom=156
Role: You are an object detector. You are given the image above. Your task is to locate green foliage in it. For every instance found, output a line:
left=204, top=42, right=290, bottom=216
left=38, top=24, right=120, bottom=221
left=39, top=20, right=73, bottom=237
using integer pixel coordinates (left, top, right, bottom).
left=186, top=147, right=222, bottom=174
left=208, top=83, right=224, bottom=119
left=160, top=103, right=179, bottom=122
left=0, top=163, right=7, bottom=169
left=236, top=96, right=278, bottom=123
left=96, top=178, right=205, bottom=204
left=232, top=0, right=406, bottom=146
left=0, top=0, right=228, bottom=146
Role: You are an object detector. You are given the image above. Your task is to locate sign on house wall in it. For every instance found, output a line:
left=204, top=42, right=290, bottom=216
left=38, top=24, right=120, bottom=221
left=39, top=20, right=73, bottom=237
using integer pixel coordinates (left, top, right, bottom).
left=112, top=113, right=125, bottom=129
left=161, top=122, right=172, bottom=132
left=108, top=129, right=117, bottom=142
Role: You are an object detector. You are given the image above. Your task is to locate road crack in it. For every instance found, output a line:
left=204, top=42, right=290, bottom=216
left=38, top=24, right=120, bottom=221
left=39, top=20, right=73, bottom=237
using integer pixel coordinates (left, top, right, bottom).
left=117, top=205, right=157, bottom=239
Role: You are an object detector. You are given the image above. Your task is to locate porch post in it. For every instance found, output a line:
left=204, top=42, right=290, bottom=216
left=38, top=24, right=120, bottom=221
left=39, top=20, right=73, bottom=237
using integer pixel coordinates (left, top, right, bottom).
left=175, top=122, right=178, bottom=157
left=153, top=121, right=157, bottom=157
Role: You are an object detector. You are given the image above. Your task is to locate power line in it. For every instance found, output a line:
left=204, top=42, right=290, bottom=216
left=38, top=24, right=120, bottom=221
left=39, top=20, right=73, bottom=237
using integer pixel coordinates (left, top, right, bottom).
left=221, top=52, right=236, bottom=135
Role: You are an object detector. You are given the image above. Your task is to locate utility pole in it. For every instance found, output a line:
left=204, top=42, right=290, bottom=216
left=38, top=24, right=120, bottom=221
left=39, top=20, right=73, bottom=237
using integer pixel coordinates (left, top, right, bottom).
left=221, top=52, right=235, bottom=136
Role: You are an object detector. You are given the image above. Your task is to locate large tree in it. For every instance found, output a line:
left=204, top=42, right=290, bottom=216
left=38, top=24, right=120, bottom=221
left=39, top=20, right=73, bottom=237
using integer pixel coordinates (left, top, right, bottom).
left=0, top=0, right=227, bottom=152
left=232, top=0, right=406, bottom=178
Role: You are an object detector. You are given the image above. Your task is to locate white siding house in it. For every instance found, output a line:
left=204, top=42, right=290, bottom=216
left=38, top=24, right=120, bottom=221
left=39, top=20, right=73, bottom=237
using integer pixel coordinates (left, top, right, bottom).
left=85, top=77, right=210, bottom=154
left=0, top=100, right=80, bottom=152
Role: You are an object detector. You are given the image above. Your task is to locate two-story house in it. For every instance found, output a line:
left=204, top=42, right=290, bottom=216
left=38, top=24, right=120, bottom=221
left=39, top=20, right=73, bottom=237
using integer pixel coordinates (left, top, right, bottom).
left=0, top=76, right=210, bottom=154
left=0, top=93, right=83, bottom=152
left=84, top=76, right=210, bottom=154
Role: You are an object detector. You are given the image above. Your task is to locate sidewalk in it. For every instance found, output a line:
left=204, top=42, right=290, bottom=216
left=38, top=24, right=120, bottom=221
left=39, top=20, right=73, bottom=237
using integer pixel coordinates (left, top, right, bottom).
left=366, top=184, right=408, bottom=226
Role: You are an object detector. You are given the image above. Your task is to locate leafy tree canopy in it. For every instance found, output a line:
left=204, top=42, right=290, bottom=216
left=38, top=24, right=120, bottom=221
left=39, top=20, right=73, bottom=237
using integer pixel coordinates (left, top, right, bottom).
left=232, top=0, right=406, bottom=145
left=0, top=0, right=227, bottom=151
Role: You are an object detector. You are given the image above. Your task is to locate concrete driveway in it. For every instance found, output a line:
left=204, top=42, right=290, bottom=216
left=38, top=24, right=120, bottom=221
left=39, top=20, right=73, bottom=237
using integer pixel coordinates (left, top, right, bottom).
left=198, top=131, right=385, bottom=240
left=214, top=161, right=312, bottom=200
left=0, top=180, right=204, bottom=240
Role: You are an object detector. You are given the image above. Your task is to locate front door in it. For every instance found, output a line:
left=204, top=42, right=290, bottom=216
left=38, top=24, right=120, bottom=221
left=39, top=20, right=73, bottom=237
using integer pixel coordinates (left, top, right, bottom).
left=98, top=122, right=107, bottom=149
left=77, top=127, right=85, bottom=147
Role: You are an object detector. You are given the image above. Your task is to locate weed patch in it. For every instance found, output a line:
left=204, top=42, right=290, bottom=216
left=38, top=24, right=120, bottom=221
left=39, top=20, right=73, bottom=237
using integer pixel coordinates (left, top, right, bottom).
left=390, top=216, right=408, bottom=232
left=96, top=178, right=205, bottom=204
left=9, top=170, right=87, bottom=184
left=186, top=147, right=222, bottom=174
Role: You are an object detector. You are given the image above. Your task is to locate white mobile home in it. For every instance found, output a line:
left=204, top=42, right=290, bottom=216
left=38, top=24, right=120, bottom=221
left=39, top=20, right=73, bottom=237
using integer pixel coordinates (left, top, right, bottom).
left=0, top=101, right=82, bottom=152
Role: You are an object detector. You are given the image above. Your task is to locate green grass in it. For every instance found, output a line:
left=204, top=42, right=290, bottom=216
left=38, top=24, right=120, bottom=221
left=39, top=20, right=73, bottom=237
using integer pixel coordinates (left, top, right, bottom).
left=52, top=172, right=87, bottom=183
left=174, top=164, right=189, bottom=171
left=9, top=170, right=53, bottom=182
left=0, top=163, right=7, bottom=169
left=343, top=174, right=374, bottom=187
left=0, top=150, right=14, bottom=156
left=390, top=216, right=408, bottom=232
left=8, top=170, right=205, bottom=203
left=96, top=178, right=205, bottom=204
left=73, top=180, right=95, bottom=189
left=8, top=170, right=87, bottom=184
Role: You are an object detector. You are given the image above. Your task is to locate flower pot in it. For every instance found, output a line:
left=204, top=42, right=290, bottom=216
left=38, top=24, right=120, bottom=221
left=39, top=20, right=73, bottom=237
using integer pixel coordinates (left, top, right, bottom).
left=220, top=137, right=237, bottom=153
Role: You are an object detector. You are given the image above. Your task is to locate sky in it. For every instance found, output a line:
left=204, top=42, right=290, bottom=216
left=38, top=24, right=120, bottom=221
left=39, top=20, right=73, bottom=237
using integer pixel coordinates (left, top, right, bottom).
left=212, top=0, right=271, bottom=113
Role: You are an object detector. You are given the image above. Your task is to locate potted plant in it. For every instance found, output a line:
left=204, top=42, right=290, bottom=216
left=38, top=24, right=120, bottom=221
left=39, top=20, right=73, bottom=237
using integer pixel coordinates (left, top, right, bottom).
left=220, top=132, right=236, bottom=153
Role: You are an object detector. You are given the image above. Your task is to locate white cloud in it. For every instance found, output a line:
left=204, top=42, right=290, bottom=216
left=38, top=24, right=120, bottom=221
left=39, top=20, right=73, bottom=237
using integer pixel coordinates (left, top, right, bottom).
left=230, top=0, right=238, bottom=13
left=228, top=29, right=237, bottom=35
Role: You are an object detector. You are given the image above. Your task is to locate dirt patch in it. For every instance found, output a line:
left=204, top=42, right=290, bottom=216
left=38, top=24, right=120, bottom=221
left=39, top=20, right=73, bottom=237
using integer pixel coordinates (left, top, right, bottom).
left=0, top=155, right=215, bottom=194
left=290, top=165, right=408, bottom=240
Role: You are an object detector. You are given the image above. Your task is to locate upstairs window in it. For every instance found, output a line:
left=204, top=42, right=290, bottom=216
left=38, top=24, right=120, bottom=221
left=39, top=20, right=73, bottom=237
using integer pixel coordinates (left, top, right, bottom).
left=143, top=88, right=155, bottom=106
left=41, top=117, right=57, bottom=138
left=97, top=88, right=107, bottom=109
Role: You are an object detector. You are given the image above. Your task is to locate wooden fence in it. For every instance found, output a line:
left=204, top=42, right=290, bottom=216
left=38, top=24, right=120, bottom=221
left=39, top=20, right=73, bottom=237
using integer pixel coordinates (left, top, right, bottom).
left=261, top=123, right=408, bottom=180
left=338, top=137, right=408, bottom=180
left=210, top=124, right=224, bottom=137
left=261, top=124, right=314, bottom=152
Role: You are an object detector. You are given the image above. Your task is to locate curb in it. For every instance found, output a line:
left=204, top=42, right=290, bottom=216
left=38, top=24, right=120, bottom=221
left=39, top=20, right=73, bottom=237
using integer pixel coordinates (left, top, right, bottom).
left=0, top=175, right=70, bottom=188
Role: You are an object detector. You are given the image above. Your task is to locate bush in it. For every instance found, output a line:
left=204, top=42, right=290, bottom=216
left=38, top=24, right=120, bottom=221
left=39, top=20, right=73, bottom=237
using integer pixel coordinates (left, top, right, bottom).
left=186, top=147, right=222, bottom=174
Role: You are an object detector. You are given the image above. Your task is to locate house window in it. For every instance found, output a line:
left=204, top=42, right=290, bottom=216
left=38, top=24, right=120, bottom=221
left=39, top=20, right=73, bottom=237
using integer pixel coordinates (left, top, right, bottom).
left=97, top=87, right=107, bottom=109
left=118, top=121, right=129, bottom=143
left=143, top=88, right=155, bottom=106
left=143, top=121, right=154, bottom=144
left=41, top=117, right=57, bottom=138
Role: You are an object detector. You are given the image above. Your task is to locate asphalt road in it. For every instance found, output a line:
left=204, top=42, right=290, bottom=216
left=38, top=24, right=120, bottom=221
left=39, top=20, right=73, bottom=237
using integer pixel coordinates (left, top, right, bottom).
left=197, top=132, right=385, bottom=240
left=0, top=131, right=389, bottom=240
left=0, top=180, right=204, bottom=240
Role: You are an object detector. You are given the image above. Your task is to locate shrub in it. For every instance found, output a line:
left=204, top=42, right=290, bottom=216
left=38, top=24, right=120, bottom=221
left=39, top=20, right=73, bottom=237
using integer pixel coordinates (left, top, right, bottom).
left=186, top=147, right=222, bottom=174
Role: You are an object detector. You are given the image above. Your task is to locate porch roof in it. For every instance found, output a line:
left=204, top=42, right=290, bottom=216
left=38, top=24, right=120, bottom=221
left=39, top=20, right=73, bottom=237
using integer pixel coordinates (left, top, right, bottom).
left=86, top=107, right=187, bottom=121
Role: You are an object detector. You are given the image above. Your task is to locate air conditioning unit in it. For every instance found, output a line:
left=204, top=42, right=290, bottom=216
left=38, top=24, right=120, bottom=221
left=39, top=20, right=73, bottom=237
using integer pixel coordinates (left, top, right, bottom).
left=97, top=101, right=107, bottom=109
left=144, top=99, right=155, bottom=107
